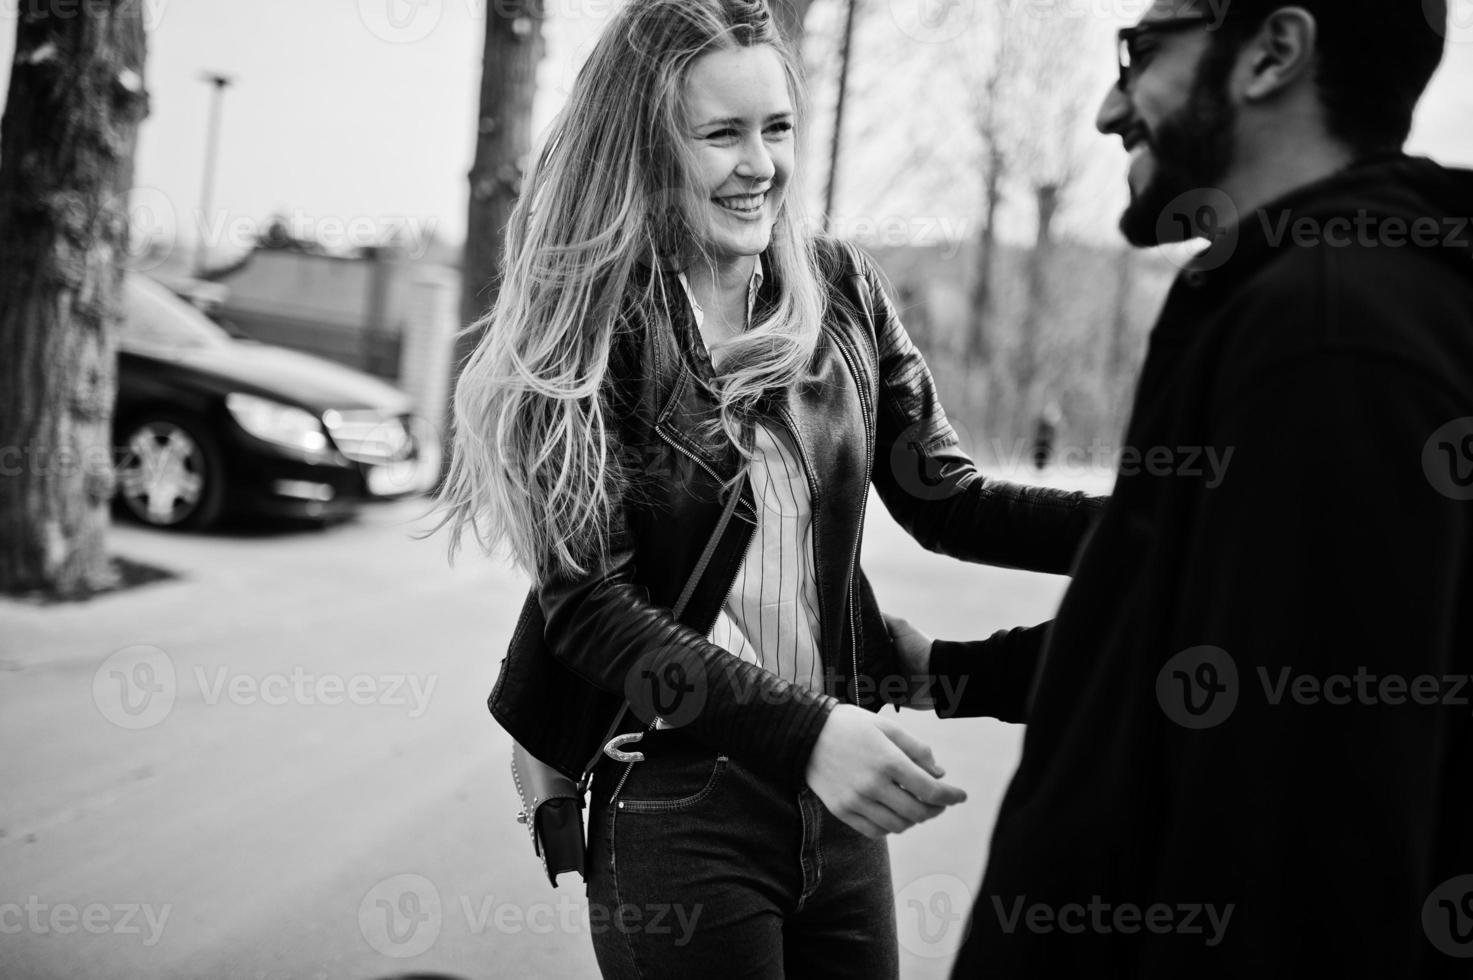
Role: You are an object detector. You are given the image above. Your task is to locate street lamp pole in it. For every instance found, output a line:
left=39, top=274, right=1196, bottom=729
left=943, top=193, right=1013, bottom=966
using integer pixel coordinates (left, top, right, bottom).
left=195, top=72, right=233, bottom=277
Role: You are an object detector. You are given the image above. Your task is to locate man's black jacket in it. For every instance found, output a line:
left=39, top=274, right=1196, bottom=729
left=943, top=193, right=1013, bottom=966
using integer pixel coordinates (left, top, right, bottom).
left=938, top=156, right=1473, bottom=977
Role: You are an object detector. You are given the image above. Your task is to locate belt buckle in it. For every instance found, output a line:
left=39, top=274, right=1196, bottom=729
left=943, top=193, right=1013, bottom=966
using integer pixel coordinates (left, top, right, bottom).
left=603, top=730, right=646, bottom=764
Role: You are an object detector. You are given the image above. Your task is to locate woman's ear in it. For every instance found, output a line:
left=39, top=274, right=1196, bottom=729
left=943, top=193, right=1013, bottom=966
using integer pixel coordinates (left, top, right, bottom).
left=1241, top=6, right=1319, bottom=101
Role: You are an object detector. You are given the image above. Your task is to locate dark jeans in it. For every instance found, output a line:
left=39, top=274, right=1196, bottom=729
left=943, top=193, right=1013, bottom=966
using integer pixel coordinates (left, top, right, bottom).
left=586, top=728, right=898, bottom=979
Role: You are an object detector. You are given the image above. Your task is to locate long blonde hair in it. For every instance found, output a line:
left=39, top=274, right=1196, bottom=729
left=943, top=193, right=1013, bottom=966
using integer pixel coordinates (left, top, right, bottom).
left=436, top=0, right=827, bottom=584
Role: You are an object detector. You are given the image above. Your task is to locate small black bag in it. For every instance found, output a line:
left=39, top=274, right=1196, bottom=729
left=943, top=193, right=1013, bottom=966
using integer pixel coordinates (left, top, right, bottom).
left=511, top=741, right=587, bottom=885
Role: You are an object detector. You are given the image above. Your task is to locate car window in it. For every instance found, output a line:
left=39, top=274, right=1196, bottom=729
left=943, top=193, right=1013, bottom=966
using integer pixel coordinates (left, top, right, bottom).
left=121, top=275, right=232, bottom=350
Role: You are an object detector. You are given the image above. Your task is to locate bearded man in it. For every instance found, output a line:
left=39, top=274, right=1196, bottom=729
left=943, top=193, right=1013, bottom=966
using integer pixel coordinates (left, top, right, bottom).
left=891, top=1, right=1473, bottom=975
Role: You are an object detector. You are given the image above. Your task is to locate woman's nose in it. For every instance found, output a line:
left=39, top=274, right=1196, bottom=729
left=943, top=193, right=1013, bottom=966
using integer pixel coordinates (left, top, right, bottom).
left=735, top=134, right=775, bottom=183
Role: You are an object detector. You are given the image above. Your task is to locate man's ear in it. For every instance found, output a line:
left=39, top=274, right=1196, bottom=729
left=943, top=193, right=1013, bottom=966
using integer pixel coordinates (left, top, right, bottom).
left=1240, top=6, right=1318, bottom=101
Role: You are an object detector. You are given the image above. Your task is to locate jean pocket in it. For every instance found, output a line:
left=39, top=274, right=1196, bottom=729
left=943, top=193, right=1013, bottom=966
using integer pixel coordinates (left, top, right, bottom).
left=614, top=753, right=728, bottom=813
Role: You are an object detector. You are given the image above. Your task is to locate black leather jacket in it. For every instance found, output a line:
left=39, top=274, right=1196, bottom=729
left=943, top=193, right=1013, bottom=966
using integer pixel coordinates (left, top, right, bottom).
left=488, top=240, right=1105, bottom=785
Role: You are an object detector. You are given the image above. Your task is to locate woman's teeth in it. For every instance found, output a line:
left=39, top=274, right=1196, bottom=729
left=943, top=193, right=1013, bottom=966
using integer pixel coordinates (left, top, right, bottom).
left=715, top=193, right=765, bottom=214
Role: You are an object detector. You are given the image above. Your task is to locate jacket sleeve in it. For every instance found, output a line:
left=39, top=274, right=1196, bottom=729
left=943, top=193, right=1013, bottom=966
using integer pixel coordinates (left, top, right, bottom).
left=926, top=623, right=1051, bottom=722
left=855, top=253, right=1107, bottom=575
left=537, top=493, right=836, bottom=789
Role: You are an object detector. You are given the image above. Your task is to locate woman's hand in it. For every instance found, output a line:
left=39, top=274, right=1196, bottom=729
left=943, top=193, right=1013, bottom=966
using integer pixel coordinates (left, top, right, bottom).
left=885, top=613, right=937, bottom=710
left=804, top=703, right=967, bottom=839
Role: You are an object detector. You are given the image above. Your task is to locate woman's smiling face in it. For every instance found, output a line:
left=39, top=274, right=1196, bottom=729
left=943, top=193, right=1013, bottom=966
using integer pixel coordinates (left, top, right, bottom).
left=682, top=44, right=795, bottom=271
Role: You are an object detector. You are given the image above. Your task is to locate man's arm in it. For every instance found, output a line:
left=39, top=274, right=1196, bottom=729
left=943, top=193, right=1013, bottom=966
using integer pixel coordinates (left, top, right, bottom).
left=888, top=613, right=1049, bottom=723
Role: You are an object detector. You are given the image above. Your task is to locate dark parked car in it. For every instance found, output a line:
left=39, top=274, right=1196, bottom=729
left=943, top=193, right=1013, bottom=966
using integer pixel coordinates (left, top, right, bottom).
left=114, top=274, right=436, bottom=529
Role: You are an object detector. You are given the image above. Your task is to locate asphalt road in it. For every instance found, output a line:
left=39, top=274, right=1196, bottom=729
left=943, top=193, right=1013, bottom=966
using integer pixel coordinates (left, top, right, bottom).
left=0, top=473, right=1101, bottom=979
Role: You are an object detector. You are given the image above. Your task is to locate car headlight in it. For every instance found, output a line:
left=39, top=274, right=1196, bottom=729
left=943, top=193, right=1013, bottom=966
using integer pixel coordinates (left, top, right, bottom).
left=225, top=393, right=328, bottom=454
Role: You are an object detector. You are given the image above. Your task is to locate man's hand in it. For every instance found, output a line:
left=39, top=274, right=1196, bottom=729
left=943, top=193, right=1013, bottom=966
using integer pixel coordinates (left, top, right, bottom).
left=804, top=703, right=967, bottom=839
left=885, top=613, right=937, bottom=710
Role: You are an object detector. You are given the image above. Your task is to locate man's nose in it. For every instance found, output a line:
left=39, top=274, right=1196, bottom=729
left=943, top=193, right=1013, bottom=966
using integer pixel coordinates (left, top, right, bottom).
left=1096, top=82, right=1130, bottom=136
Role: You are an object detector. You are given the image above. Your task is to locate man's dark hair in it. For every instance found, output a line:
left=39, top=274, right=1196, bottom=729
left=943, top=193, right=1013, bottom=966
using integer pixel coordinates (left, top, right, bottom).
left=1205, top=0, right=1447, bottom=156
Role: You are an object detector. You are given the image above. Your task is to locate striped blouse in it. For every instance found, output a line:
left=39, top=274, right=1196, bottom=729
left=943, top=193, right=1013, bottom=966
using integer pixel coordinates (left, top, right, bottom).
left=678, top=261, right=826, bottom=696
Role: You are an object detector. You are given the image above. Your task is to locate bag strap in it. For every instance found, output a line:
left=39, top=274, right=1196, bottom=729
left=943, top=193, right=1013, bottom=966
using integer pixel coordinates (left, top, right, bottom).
left=576, top=477, right=747, bottom=788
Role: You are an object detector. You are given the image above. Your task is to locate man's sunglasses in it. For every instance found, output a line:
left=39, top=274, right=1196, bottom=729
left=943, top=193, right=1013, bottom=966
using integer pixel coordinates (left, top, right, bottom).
left=1117, top=15, right=1228, bottom=92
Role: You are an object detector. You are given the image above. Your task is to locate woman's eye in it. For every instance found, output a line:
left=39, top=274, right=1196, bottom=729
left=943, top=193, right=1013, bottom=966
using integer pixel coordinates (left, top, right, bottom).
left=766, top=121, right=794, bottom=137
left=705, top=128, right=738, bottom=142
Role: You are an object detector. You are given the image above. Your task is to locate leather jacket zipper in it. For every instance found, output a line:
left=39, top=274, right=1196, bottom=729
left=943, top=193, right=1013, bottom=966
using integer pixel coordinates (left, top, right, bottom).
left=656, top=425, right=724, bottom=486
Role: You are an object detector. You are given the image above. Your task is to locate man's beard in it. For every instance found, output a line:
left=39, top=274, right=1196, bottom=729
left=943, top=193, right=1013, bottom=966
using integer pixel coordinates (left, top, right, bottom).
left=1120, top=42, right=1240, bottom=247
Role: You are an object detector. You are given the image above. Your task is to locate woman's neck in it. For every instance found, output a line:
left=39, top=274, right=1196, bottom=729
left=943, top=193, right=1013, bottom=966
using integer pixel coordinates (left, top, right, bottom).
left=684, top=254, right=757, bottom=346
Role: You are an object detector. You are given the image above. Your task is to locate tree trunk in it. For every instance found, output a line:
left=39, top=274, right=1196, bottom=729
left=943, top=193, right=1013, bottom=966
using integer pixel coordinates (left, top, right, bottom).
left=772, top=0, right=818, bottom=50
left=452, top=1, right=546, bottom=460
left=969, top=145, right=1004, bottom=357
left=0, top=1, right=149, bottom=598
left=821, top=0, right=856, bottom=229
left=1014, top=182, right=1060, bottom=427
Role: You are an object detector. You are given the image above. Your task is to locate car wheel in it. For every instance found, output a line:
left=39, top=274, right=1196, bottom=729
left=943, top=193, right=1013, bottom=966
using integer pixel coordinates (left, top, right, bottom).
left=115, top=414, right=226, bottom=529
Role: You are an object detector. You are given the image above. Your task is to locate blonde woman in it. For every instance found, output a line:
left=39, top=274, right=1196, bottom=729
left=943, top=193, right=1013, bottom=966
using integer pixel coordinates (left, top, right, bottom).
left=438, top=1, right=1103, bottom=975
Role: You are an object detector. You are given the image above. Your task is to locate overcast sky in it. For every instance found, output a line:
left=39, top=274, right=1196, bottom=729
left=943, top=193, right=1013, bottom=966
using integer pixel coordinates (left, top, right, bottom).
left=2, top=0, right=1470, bottom=258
